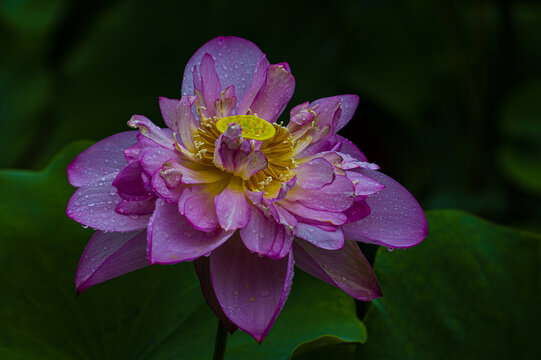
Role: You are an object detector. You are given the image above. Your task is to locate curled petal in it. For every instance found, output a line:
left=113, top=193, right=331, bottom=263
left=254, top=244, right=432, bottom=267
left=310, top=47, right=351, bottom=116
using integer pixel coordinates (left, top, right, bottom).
left=178, top=185, right=219, bottom=232
left=75, top=230, right=149, bottom=294
left=67, top=174, right=150, bottom=232
left=293, top=239, right=382, bottom=301
left=112, top=161, right=150, bottom=200
left=240, top=206, right=294, bottom=259
left=148, top=199, right=233, bottom=264
left=342, top=169, right=428, bottom=248
left=159, top=96, right=197, bottom=151
left=249, top=63, right=295, bottom=123
left=68, top=131, right=137, bottom=187
left=214, top=86, right=237, bottom=118
left=151, top=171, right=185, bottom=203
left=334, top=95, right=359, bottom=132
left=210, top=234, right=294, bottom=343
left=182, top=36, right=267, bottom=109
left=127, top=115, right=175, bottom=150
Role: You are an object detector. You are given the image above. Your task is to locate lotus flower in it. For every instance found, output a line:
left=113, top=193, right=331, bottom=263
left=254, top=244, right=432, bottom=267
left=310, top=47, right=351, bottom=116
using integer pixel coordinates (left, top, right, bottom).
left=67, top=37, right=427, bottom=342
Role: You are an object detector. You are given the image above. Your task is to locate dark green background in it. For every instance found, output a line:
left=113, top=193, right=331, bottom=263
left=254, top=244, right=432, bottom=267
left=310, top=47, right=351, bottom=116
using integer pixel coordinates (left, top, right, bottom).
left=1, top=0, right=540, bottom=359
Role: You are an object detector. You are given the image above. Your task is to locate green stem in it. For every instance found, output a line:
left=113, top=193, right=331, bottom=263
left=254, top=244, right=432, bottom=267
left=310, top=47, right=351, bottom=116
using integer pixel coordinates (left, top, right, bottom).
left=212, top=319, right=228, bottom=360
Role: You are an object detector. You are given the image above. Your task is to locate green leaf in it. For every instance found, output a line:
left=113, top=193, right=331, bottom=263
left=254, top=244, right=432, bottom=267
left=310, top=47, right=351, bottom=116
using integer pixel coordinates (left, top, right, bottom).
left=0, top=142, right=366, bottom=359
left=289, top=336, right=357, bottom=360
left=499, top=79, right=541, bottom=195
left=357, top=210, right=541, bottom=359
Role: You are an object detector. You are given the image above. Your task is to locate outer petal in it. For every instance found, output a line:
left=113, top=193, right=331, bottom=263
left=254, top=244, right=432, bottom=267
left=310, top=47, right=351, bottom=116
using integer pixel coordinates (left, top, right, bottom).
left=210, top=234, right=294, bottom=343
left=75, top=230, right=148, bottom=294
left=249, top=63, right=295, bottom=123
left=342, top=169, right=428, bottom=248
left=148, top=199, right=233, bottom=264
left=240, top=206, right=294, bottom=259
left=182, top=37, right=268, bottom=108
left=293, top=239, right=382, bottom=301
left=193, top=257, right=238, bottom=333
left=67, top=131, right=138, bottom=187
left=67, top=174, right=150, bottom=231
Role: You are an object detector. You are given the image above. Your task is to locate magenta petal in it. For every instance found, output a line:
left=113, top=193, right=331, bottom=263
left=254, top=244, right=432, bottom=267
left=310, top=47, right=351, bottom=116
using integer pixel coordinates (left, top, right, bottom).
left=178, top=186, right=219, bottom=232
left=286, top=174, right=355, bottom=212
left=250, top=63, right=295, bottom=123
left=210, top=234, right=294, bottom=343
left=240, top=206, right=293, bottom=259
left=296, top=222, right=344, bottom=250
left=293, top=157, right=335, bottom=189
left=127, top=115, right=175, bottom=150
left=112, top=161, right=149, bottom=198
left=116, top=197, right=156, bottom=215
left=75, top=230, right=148, bottom=294
left=345, top=171, right=384, bottom=196
left=197, top=54, right=222, bottom=117
left=193, top=257, right=238, bottom=333
left=334, top=95, right=359, bottom=131
left=151, top=171, right=185, bottom=203
left=182, top=37, right=267, bottom=107
left=293, top=239, right=382, bottom=301
left=148, top=199, right=233, bottom=264
left=337, top=135, right=368, bottom=162
left=67, top=174, right=150, bottom=231
left=68, top=131, right=138, bottom=187
left=342, top=169, right=428, bottom=248
left=281, top=199, right=347, bottom=225
left=236, top=55, right=269, bottom=115
left=214, top=185, right=250, bottom=231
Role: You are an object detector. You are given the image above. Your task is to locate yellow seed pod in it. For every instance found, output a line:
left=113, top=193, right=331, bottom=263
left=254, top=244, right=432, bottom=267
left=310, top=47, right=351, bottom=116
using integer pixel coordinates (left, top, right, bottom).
left=216, top=115, right=276, bottom=141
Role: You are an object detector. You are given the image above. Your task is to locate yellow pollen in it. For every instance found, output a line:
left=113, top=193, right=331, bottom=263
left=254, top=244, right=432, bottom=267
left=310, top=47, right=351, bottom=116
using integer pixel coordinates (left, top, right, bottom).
left=216, top=115, right=276, bottom=141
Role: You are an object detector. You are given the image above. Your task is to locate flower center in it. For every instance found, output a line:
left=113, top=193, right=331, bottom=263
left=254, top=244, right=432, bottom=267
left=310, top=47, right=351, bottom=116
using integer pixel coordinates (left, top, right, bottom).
left=216, top=115, right=276, bottom=141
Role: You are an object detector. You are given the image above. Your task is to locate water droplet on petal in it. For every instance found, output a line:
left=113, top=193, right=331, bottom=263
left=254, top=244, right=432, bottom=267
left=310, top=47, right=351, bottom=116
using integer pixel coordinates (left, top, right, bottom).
left=260, top=290, right=270, bottom=297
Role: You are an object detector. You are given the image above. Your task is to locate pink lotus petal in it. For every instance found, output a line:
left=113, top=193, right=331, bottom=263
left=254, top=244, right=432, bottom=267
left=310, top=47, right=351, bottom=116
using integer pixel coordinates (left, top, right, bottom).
left=293, top=239, right=381, bottom=301
left=236, top=55, right=269, bottom=115
left=197, top=54, right=222, bottom=118
left=334, top=95, right=359, bottom=132
left=342, top=169, right=428, bottom=248
left=249, top=63, right=295, bottom=123
left=210, top=234, right=294, bottom=343
left=295, top=222, right=344, bottom=250
left=151, top=171, right=186, bottom=204
left=214, top=126, right=268, bottom=180
left=293, top=157, right=335, bottom=190
left=112, top=161, right=149, bottom=199
left=280, top=199, right=347, bottom=225
left=337, top=135, right=367, bottom=162
left=138, top=147, right=177, bottom=176
left=178, top=186, right=219, bottom=232
left=214, top=85, right=237, bottom=118
left=182, top=37, right=267, bottom=110
left=148, top=199, right=233, bottom=264
left=115, top=197, right=156, bottom=215
left=127, top=115, right=175, bottom=150
left=123, top=133, right=158, bottom=163
left=193, top=257, right=238, bottom=333
left=240, top=206, right=294, bottom=259
left=345, top=171, right=385, bottom=196
left=159, top=96, right=197, bottom=152
left=286, top=174, right=355, bottom=212
left=214, top=181, right=250, bottom=231
left=67, top=174, right=150, bottom=231
left=68, top=131, right=138, bottom=187
left=344, top=199, right=371, bottom=223
left=75, top=230, right=149, bottom=294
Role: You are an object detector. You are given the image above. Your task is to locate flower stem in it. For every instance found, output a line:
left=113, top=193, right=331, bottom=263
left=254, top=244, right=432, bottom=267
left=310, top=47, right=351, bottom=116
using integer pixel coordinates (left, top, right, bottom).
left=212, top=319, right=228, bottom=360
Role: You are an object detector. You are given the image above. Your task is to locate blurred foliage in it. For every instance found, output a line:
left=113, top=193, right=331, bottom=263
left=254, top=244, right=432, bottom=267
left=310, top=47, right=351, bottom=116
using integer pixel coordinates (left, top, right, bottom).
left=1, top=0, right=540, bottom=232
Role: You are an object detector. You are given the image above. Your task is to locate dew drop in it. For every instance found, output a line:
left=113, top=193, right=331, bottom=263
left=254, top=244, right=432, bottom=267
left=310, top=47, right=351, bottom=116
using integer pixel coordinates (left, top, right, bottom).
left=88, top=203, right=95, bottom=207
left=81, top=225, right=89, bottom=229
left=233, top=290, right=239, bottom=296
left=260, top=290, right=270, bottom=297
left=128, top=214, right=139, bottom=220
left=341, top=275, right=347, bottom=281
